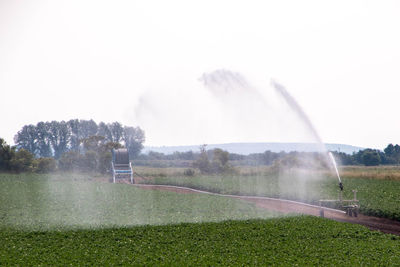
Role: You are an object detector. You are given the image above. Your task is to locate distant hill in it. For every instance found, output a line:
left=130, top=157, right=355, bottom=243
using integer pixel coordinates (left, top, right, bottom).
left=143, top=142, right=364, bottom=155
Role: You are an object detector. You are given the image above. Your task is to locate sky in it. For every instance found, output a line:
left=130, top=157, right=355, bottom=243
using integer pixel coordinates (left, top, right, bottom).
left=1, top=0, right=400, bottom=149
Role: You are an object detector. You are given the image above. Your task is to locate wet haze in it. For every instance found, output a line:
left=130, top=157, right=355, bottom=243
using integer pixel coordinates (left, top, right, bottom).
left=1, top=0, right=400, bottom=149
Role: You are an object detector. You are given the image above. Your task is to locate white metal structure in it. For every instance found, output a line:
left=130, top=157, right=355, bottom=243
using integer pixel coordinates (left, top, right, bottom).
left=111, top=149, right=134, bottom=184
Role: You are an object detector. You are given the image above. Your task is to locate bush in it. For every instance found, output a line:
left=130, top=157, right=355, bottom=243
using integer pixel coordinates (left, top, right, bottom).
left=35, top=158, right=57, bottom=173
left=0, top=138, right=14, bottom=171
left=183, top=168, right=195, bottom=176
left=193, top=147, right=234, bottom=174
left=9, top=149, right=35, bottom=173
left=58, top=151, right=83, bottom=171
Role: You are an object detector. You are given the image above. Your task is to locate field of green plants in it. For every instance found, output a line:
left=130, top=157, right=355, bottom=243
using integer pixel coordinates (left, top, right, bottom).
left=136, top=166, right=400, bottom=221
left=0, top=173, right=279, bottom=230
left=1, top=169, right=399, bottom=265
left=1, top=216, right=399, bottom=265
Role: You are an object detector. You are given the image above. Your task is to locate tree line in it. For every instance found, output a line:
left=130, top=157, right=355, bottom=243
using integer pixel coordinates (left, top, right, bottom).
left=138, top=144, right=400, bottom=167
left=14, top=119, right=144, bottom=159
left=0, top=119, right=145, bottom=173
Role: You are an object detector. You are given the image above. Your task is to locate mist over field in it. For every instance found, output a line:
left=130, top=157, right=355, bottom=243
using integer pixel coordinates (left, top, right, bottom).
left=133, top=70, right=321, bottom=147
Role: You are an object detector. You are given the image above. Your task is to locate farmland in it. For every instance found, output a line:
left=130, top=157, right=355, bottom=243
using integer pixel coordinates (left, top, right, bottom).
left=0, top=217, right=399, bottom=265
left=0, top=173, right=279, bottom=230
left=1, top=167, right=400, bottom=265
left=136, top=165, right=400, bottom=221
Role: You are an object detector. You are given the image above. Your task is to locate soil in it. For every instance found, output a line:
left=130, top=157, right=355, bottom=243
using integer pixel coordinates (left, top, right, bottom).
left=133, top=184, right=400, bottom=236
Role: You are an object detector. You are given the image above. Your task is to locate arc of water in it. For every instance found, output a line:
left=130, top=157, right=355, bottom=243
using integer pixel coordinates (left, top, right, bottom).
left=271, top=79, right=343, bottom=190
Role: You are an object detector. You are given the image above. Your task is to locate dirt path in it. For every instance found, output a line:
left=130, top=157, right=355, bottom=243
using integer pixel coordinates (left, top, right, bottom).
left=134, top=184, right=400, bottom=236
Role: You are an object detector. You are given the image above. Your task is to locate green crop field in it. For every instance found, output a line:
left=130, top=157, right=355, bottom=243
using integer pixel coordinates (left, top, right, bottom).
left=0, top=173, right=281, bottom=230
left=138, top=166, right=400, bottom=221
left=1, top=170, right=399, bottom=265
left=0, top=216, right=399, bottom=266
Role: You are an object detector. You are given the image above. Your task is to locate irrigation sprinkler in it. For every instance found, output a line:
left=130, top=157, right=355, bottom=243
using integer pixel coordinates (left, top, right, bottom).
left=319, top=188, right=360, bottom=218
left=111, top=148, right=134, bottom=184
left=319, top=153, right=360, bottom=217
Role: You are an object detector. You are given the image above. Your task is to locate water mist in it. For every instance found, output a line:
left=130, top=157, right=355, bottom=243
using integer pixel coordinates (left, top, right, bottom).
left=271, top=79, right=344, bottom=191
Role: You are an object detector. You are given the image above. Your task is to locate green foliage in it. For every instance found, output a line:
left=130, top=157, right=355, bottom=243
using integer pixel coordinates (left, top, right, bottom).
left=58, top=137, right=122, bottom=173
left=361, top=149, right=381, bottom=166
left=384, top=143, right=400, bottom=164
left=193, top=146, right=235, bottom=174
left=342, top=178, right=400, bottom=220
left=58, top=151, right=83, bottom=171
left=9, top=149, right=34, bottom=172
left=0, top=138, right=15, bottom=171
left=139, top=144, right=400, bottom=167
left=183, top=168, right=195, bottom=176
left=14, top=120, right=145, bottom=159
left=192, top=144, right=210, bottom=173
left=123, top=126, right=145, bottom=159
left=1, top=138, right=56, bottom=173
left=35, top=158, right=57, bottom=173
left=0, top=217, right=399, bottom=265
left=13, top=125, right=37, bottom=155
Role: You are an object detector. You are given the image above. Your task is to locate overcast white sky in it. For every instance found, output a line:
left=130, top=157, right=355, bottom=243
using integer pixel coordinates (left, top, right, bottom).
left=1, top=0, right=400, bottom=149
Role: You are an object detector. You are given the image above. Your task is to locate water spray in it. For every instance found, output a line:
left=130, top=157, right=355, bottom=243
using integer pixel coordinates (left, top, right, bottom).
left=271, top=79, right=359, bottom=217
left=328, top=152, right=343, bottom=191
left=271, top=80, right=344, bottom=191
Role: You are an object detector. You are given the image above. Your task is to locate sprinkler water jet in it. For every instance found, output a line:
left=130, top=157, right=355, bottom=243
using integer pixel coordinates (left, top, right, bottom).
left=328, top=152, right=343, bottom=191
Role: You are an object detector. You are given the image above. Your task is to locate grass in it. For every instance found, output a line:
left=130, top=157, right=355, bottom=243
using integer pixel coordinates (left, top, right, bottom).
left=0, top=216, right=399, bottom=266
left=138, top=166, right=400, bottom=221
left=341, top=165, right=400, bottom=180
left=0, top=173, right=279, bottom=230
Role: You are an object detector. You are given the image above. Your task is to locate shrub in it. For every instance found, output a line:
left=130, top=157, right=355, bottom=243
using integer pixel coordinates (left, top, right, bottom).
left=0, top=138, right=14, bottom=171
left=9, top=149, right=35, bottom=172
left=183, top=168, right=195, bottom=176
left=58, top=151, right=83, bottom=171
left=193, top=147, right=234, bottom=174
left=35, top=157, right=57, bottom=173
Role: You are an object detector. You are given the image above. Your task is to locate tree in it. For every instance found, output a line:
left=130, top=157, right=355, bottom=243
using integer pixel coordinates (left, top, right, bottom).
left=35, top=122, right=52, bottom=157
left=384, top=144, right=395, bottom=157
left=193, top=146, right=233, bottom=174
left=109, top=122, right=124, bottom=143
left=331, top=151, right=355, bottom=165
left=79, top=120, right=98, bottom=139
left=0, top=138, right=15, bottom=171
left=361, top=149, right=381, bottom=166
left=98, top=122, right=112, bottom=142
left=68, top=119, right=81, bottom=151
left=193, top=145, right=210, bottom=174
left=210, top=148, right=231, bottom=173
left=14, top=124, right=38, bottom=156
left=394, top=145, right=400, bottom=165
left=48, top=121, right=71, bottom=159
left=59, top=135, right=122, bottom=173
left=13, top=119, right=145, bottom=165
left=123, top=126, right=145, bottom=159
left=81, top=135, right=106, bottom=152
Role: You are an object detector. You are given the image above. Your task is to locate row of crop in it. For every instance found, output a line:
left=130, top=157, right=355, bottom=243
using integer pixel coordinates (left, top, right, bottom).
left=0, top=217, right=398, bottom=265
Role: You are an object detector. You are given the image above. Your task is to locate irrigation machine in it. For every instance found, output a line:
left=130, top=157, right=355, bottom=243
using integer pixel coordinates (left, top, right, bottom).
left=111, top=148, right=134, bottom=184
left=319, top=152, right=360, bottom=217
